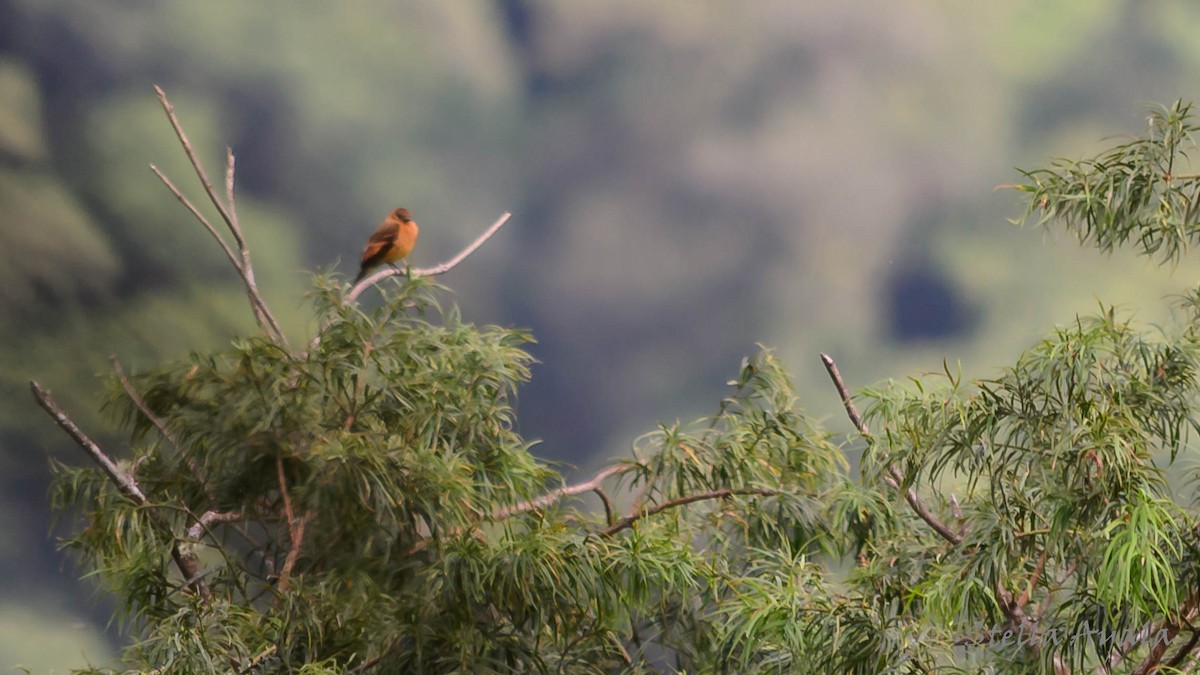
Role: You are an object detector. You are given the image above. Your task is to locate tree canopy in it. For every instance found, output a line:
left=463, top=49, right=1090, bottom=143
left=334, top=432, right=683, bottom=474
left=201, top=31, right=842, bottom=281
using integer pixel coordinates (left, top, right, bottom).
left=34, top=96, right=1200, bottom=673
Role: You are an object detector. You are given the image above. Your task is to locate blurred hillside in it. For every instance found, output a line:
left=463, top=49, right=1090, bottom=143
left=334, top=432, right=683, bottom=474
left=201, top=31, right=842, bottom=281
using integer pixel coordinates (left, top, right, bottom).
left=4, top=0, right=1200, bottom=670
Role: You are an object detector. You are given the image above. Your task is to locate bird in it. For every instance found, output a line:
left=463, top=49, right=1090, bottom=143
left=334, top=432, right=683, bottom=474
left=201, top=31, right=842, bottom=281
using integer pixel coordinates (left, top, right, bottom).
left=354, top=207, right=419, bottom=283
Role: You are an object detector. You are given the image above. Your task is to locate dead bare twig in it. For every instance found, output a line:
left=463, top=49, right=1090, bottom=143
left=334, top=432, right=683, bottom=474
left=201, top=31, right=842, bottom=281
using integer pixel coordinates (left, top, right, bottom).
left=111, top=355, right=212, bottom=495
left=345, top=211, right=513, bottom=304
left=820, top=353, right=961, bottom=545
left=152, top=85, right=287, bottom=347
left=493, top=463, right=634, bottom=519
left=30, top=380, right=209, bottom=598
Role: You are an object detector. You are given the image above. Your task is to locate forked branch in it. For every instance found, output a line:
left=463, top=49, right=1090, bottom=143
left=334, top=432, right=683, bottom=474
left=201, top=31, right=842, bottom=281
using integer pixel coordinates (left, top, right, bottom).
left=820, top=353, right=962, bottom=545
left=493, top=463, right=634, bottom=519
left=152, top=85, right=287, bottom=347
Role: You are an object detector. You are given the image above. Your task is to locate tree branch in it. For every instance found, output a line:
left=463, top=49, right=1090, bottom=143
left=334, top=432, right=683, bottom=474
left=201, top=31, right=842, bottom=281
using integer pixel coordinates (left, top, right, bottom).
left=493, top=463, right=634, bottom=519
left=32, top=380, right=148, bottom=503
left=602, top=487, right=779, bottom=536
left=277, top=511, right=309, bottom=593
left=820, top=353, right=962, bottom=545
left=226, top=645, right=277, bottom=675
left=152, top=85, right=287, bottom=347
left=150, top=165, right=243, bottom=272
left=1130, top=596, right=1199, bottom=675
left=111, top=355, right=211, bottom=494
left=186, top=509, right=244, bottom=541
left=1166, top=627, right=1200, bottom=671
left=30, top=380, right=208, bottom=597
left=274, top=450, right=307, bottom=592
left=345, top=211, right=512, bottom=303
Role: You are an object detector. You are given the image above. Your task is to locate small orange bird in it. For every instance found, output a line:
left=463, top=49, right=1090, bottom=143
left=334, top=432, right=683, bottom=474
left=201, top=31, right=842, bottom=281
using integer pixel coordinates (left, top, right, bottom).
left=354, top=207, right=419, bottom=283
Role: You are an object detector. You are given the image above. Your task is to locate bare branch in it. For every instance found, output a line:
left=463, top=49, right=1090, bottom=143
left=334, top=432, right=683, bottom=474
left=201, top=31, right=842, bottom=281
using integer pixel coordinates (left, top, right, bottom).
left=152, top=86, right=287, bottom=346
left=820, top=353, right=869, bottom=435
left=273, top=450, right=308, bottom=592
left=30, top=380, right=207, bottom=597
left=345, top=212, right=512, bottom=303
left=225, top=645, right=277, bottom=675
left=625, top=455, right=665, bottom=521
left=494, top=463, right=634, bottom=519
left=275, top=451, right=296, bottom=531
left=111, top=356, right=210, bottom=493
left=820, top=353, right=962, bottom=545
left=594, top=487, right=616, bottom=526
left=412, top=211, right=512, bottom=277
left=603, top=487, right=779, bottom=536
left=225, top=148, right=240, bottom=240
left=186, top=510, right=244, bottom=541
left=32, top=380, right=148, bottom=504
left=154, top=85, right=236, bottom=233
left=151, top=164, right=242, bottom=271
left=347, top=650, right=389, bottom=674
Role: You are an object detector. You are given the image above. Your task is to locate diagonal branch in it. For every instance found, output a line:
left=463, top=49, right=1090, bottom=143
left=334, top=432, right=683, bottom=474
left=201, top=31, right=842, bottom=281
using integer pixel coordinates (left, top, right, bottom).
left=186, top=509, right=244, bottom=541
left=32, top=380, right=147, bottom=503
left=111, top=356, right=210, bottom=494
left=820, top=353, right=962, bottom=545
left=1128, top=595, right=1200, bottom=675
left=603, top=487, right=779, bottom=536
left=493, top=463, right=634, bottom=519
left=152, top=85, right=287, bottom=347
left=150, top=165, right=242, bottom=271
left=345, top=212, right=512, bottom=304
left=154, top=85, right=236, bottom=230
left=30, top=380, right=208, bottom=598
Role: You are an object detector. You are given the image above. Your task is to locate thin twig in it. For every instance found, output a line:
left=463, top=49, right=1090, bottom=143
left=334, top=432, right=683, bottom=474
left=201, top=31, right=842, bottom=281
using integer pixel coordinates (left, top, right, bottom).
left=273, top=450, right=306, bottom=592
left=493, top=464, right=634, bottom=519
left=225, top=148, right=240, bottom=237
left=1017, top=549, right=1049, bottom=609
left=594, top=487, right=616, bottom=526
left=347, top=651, right=387, bottom=674
left=345, top=212, right=512, bottom=303
left=276, top=451, right=296, bottom=531
left=225, top=645, right=277, bottom=675
left=32, top=381, right=148, bottom=503
left=820, top=353, right=868, bottom=434
left=611, top=633, right=634, bottom=666
left=820, top=353, right=962, bottom=545
left=111, top=356, right=210, bottom=492
left=603, top=487, right=779, bottom=536
left=186, top=510, right=244, bottom=541
left=150, top=165, right=242, bottom=271
left=153, top=86, right=287, bottom=346
left=625, top=454, right=665, bottom=521
left=412, top=212, right=511, bottom=277
left=30, top=381, right=208, bottom=597
left=154, top=86, right=236, bottom=237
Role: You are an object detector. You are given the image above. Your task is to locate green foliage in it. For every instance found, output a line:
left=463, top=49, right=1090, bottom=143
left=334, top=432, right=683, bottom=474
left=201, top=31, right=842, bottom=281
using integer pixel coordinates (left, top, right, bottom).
left=43, top=100, right=1200, bottom=674
left=50, top=276, right=854, bottom=673
left=1017, top=101, right=1200, bottom=263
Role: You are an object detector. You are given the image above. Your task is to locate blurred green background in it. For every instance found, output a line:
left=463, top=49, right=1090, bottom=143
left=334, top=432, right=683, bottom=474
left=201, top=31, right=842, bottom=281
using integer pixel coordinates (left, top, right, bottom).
left=4, top=1, right=1200, bottom=670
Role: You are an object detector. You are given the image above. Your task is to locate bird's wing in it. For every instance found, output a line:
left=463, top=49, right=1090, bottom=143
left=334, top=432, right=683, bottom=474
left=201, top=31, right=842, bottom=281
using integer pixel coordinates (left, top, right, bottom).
left=359, top=221, right=400, bottom=269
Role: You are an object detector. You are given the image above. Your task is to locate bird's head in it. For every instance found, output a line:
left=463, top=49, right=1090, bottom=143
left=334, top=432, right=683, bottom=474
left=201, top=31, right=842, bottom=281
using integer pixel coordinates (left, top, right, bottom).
left=391, top=208, right=412, bottom=222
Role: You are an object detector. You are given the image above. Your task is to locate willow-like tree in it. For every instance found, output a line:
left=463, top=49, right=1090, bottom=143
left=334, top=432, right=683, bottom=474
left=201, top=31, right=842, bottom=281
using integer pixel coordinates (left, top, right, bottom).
left=33, top=95, right=1200, bottom=674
